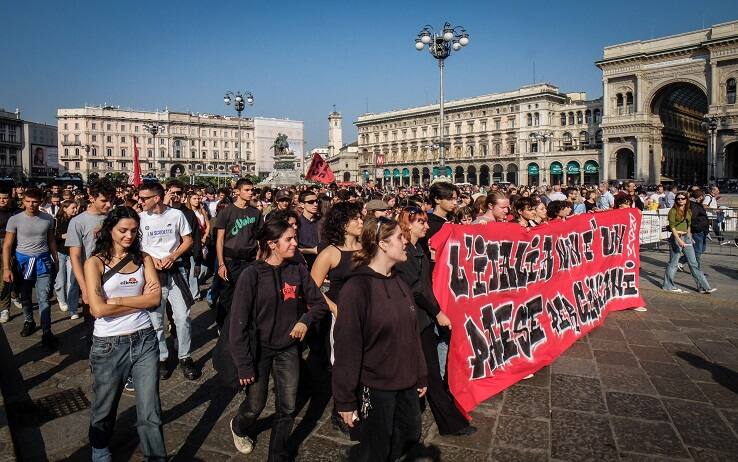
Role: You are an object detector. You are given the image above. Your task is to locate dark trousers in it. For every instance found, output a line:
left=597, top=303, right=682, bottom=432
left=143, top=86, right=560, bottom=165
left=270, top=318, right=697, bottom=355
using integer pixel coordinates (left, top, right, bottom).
left=350, top=387, right=422, bottom=462
left=419, top=326, right=469, bottom=435
left=304, top=315, right=333, bottom=396
left=233, top=344, right=299, bottom=462
left=216, top=258, right=250, bottom=327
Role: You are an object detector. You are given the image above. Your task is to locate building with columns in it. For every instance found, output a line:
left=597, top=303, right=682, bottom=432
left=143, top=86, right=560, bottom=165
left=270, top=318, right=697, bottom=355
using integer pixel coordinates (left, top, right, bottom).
left=57, top=106, right=256, bottom=181
left=356, top=83, right=603, bottom=187
left=597, top=19, right=738, bottom=184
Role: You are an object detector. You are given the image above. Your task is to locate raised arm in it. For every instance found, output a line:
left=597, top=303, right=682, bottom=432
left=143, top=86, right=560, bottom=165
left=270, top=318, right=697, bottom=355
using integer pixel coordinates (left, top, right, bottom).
left=310, top=246, right=339, bottom=316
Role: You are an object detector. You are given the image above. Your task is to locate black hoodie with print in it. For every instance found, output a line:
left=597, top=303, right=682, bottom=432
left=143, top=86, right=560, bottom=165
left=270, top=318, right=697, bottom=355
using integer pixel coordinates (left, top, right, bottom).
left=229, top=259, right=329, bottom=379
left=332, top=265, right=428, bottom=413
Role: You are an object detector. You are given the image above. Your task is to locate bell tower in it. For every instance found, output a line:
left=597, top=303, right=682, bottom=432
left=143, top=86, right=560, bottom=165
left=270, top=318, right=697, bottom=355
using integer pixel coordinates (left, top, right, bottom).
left=328, top=107, right=342, bottom=157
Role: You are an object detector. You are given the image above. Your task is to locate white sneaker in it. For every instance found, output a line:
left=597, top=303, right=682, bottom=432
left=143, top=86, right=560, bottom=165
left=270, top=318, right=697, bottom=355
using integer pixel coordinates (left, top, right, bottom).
left=70, top=314, right=80, bottom=320
left=11, top=298, right=21, bottom=309
left=522, top=374, right=535, bottom=380
left=632, top=307, right=648, bottom=312
left=664, top=288, right=685, bottom=294
left=230, top=418, right=253, bottom=454
left=700, top=288, right=718, bottom=294
left=58, top=301, right=69, bottom=312
left=0, top=310, right=9, bottom=323
left=676, top=263, right=685, bottom=272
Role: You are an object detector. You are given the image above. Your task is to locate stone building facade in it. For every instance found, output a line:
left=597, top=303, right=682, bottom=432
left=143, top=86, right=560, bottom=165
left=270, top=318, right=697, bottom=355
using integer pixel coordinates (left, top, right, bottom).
left=596, top=20, right=738, bottom=184
left=356, top=83, right=603, bottom=187
left=57, top=106, right=256, bottom=181
left=0, top=109, right=23, bottom=181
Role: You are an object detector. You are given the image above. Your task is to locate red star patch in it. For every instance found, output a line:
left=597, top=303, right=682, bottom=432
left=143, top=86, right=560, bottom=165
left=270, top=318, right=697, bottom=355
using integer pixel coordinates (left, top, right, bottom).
left=282, top=282, right=297, bottom=301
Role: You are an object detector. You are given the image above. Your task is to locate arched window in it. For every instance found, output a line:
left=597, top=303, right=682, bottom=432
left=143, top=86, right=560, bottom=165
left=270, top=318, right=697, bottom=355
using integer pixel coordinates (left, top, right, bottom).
left=560, top=113, right=567, bottom=126
left=562, top=132, right=573, bottom=149
left=530, top=134, right=538, bottom=153
left=626, top=92, right=634, bottom=113
left=527, top=113, right=532, bottom=126
left=576, top=111, right=583, bottom=124
left=568, top=112, right=575, bottom=125
left=579, top=131, right=589, bottom=147
left=594, top=109, right=601, bottom=123
left=616, top=93, right=624, bottom=107
left=585, top=110, right=592, bottom=124
left=728, top=78, right=737, bottom=105
left=533, top=112, right=540, bottom=126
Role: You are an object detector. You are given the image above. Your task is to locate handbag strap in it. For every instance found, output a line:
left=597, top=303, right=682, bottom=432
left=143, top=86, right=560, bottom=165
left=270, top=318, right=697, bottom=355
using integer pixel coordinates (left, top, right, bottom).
left=101, top=254, right=134, bottom=285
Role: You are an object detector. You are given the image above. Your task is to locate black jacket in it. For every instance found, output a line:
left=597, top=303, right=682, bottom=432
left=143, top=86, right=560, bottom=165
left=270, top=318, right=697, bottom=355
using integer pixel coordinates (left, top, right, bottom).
left=395, top=241, right=440, bottom=333
left=689, top=200, right=710, bottom=234
left=229, top=259, right=329, bottom=379
left=176, top=205, right=202, bottom=264
left=418, top=212, right=448, bottom=263
left=332, top=265, right=428, bottom=412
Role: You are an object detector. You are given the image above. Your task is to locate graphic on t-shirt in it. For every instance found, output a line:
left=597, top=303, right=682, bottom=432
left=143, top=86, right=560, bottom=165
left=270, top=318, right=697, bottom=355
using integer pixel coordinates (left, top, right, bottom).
left=120, top=277, right=139, bottom=286
left=230, top=216, right=256, bottom=236
left=282, top=282, right=297, bottom=301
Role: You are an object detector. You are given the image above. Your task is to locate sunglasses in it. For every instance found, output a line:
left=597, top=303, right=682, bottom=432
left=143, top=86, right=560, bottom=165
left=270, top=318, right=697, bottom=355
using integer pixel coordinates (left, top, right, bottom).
left=403, top=206, right=422, bottom=215
left=303, top=199, right=318, bottom=205
left=676, top=197, right=687, bottom=200
left=139, top=195, right=157, bottom=201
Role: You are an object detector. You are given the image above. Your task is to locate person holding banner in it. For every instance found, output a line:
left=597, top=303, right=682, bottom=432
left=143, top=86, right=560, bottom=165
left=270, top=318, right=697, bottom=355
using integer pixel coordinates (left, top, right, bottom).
left=662, top=192, right=715, bottom=294
left=333, top=216, right=427, bottom=461
left=395, top=207, right=476, bottom=437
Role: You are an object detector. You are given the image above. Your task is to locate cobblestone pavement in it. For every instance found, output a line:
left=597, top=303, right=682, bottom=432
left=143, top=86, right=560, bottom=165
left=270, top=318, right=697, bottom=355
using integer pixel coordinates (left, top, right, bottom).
left=1, top=251, right=737, bottom=461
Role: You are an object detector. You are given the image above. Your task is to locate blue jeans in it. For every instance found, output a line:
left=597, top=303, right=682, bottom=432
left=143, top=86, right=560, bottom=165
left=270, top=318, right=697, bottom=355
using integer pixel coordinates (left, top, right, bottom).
left=89, top=326, right=165, bottom=462
left=54, top=253, right=80, bottom=315
left=20, top=272, right=52, bottom=332
left=663, top=235, right=711, bottom=291
left=679, top=231, right=707, bottom=269
left=148, top=268, right=191, bottom=361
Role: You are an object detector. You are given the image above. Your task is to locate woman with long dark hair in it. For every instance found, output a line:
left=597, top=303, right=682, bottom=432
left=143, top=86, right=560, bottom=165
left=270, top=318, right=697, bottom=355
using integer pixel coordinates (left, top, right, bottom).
left=54, top=199, right=80, bottom=318
left=333, top=216, right=428, bottom=461
left=310, top=201, right=364, bottom=432
left=395, top=207, right=476, bottom=437
left=228, top=219, right=329, bottom=460
left=83, top=206, right=164, bottom=462
left=662, top=192, right=714, bottom=294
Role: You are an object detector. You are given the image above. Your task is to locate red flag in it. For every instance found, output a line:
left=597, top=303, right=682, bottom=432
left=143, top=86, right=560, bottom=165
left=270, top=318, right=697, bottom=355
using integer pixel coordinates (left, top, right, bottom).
left=131, top=136, right=142, bottom=187
left=306, top=153, right=335, bottom=184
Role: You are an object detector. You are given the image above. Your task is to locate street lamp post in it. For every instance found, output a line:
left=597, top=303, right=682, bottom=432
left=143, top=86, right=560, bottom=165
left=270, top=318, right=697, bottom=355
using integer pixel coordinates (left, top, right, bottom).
left=531, top=130, right=553, bottom=186
left=704, top=115, right=720, bottom=184
left=143, top=123, right=164, bottom=180
left=415, top=22, right=470, bottom=181
left=224, top=90, right=254, bottom=178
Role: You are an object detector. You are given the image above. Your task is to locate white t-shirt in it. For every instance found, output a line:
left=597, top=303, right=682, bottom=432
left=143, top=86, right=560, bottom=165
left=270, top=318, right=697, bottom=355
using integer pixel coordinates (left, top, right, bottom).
left=94, top=264, right=152, bottom=336
left=703, top=194, right=718, bottom=209
left=548, top=192, right=567, bottom=201
left=139, top=207, right=191, bottom=259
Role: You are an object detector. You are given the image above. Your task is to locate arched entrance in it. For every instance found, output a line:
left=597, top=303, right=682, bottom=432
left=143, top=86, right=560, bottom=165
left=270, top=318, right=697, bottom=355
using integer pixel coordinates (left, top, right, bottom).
left=724, top=142, right=738, bottom=180
left=615, top=149, right=635, bottom=180
left=492, top=164, right=504, bottom=183
left=411, top=168, right=420, bottom=186
left=170, top=163, right=185, bottom=177
left=383, top=169, right=391, bottom=188
left=506, top=163, right=518, bottom=185
left=421, top=167, right=430, bottom=185
left=479, top=165, right=490, bottom=186
left=527, top=163, right=540, bottom=186
left=650, top=81, right=708, bottom=184
left=550, top=161, right=563, bottom=185
left=566, top=161, right=581, bottom=185
left=467, top=165, right=477, bottom=185
left=392, top=168, right=401, bottom=187
left=402, top=168, right=410, bottom=186
left=454, top=166, right=465, bottom=183
left=583, top=160, right=600, bottom=184
left=343, top=172, right=351, bottom=182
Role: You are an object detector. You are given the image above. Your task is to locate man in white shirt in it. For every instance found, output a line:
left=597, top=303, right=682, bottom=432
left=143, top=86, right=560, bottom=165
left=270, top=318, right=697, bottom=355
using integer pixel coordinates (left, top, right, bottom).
left=547, top=185, right=567, bottom=202
left=597, top=182, right=615, bottom=210
left=703, top=186, right=725, bottom=244
left=138, top=182, right=198, bottom=380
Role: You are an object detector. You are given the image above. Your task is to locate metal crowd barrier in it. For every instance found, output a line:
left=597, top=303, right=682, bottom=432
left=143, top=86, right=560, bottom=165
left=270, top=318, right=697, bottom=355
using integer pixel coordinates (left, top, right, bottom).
left=640, top=207, right=738, bottom=255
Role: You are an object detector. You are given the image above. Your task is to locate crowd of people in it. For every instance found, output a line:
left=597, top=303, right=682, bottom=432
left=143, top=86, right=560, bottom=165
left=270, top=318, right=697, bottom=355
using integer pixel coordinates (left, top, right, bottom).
left=0, top=176, right=729, bottom=461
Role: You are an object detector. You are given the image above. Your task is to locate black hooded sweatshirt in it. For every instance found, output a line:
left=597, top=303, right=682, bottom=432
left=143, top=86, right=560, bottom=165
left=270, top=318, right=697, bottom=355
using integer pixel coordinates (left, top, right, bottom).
left=229, top=259, right=328, bottom=379
left=332, top=265, right=428, bottom=413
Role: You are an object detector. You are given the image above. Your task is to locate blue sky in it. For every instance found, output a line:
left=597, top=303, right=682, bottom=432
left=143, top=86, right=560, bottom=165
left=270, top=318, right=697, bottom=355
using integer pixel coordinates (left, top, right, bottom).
left=2, top=0, right=736, bottom=150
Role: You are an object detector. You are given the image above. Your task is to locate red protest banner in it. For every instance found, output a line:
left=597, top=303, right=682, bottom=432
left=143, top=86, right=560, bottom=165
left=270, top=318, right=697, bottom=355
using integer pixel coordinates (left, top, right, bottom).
left=430, top=209, right=646, bottom=415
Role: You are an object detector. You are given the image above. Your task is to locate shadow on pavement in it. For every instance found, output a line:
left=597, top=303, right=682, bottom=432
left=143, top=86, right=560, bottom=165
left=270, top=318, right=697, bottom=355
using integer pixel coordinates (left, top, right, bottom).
left=676, top=351, right=738, bottom=394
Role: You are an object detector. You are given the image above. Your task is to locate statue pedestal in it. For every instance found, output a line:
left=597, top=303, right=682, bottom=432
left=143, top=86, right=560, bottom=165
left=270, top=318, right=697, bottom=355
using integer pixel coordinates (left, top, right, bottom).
left=261, top=151, right=306, bottom=187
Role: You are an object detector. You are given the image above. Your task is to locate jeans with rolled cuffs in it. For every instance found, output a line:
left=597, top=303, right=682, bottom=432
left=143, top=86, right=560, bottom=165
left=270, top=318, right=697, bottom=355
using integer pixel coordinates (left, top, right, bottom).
left=20, top=272, right=52, bottom=331
left=663, top=234, right=711, bottom=291
left=89, top=326, right=165, bottom=462
left=148, top=267, right=192, bottom=361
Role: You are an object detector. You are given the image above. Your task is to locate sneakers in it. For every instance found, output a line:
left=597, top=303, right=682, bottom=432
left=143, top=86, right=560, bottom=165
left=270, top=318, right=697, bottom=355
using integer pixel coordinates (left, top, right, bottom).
left=522, top=374, right=535, bottom=380
left=452, top=425, right=478, bottom=436
left=230, top=418, right=254, bottom=454
left=20, top=320, right=37, bottom=337
left=179, top=357, right=201, bottom=380
left=676, top=263, right=685, bottom=272
left=700, top=288, right=718, bottom=294
left=124, top=376, right=135, bottom=392
left=41, top=331, right=59, bottom=348
left=58, top=301, right=68, bottom=312
left=70, top=313, right=80, bottom=320
left=159, top=361, right=172, bottom=381
left=0, top=310, right=9, bottom=323
left=664, top=288, right=685, bottom=294
left=632, top=307, right=648, bottom=312
left=11, top=298, right=21, bottom=310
